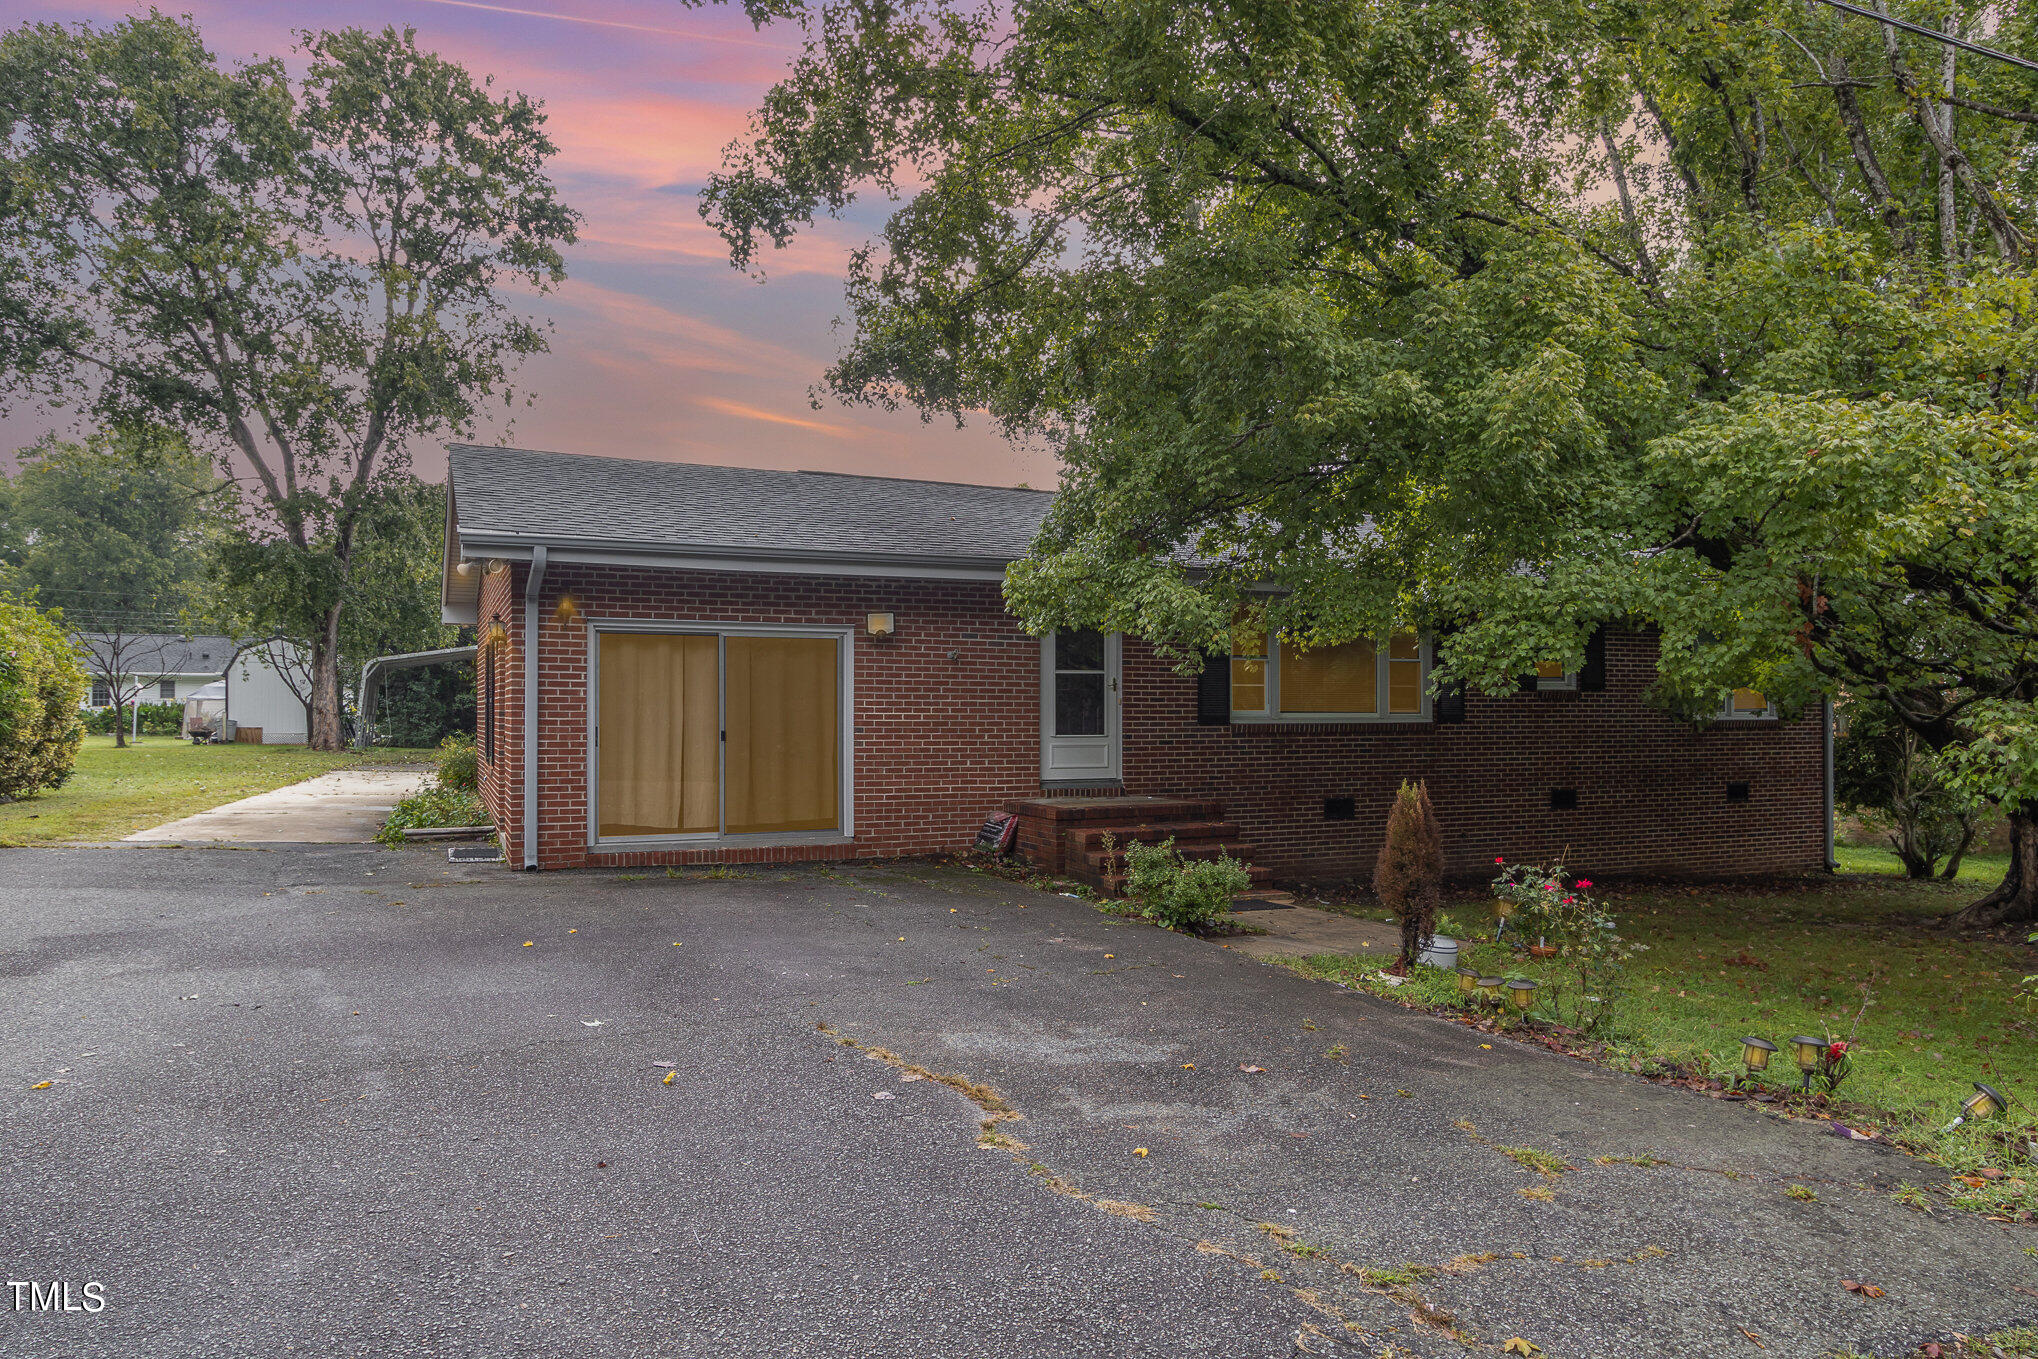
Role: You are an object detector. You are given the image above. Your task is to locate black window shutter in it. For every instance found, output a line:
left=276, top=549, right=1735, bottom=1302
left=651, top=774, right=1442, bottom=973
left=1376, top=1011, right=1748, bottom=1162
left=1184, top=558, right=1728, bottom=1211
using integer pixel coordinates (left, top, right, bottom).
left=1432, top=624, right=1465, bottom=723
left=1580, top=626, right=1607, bottom=692
left=1196, top=651, right=1230, bottom=725
left=1433, top=681, right=1465, bottom=724
left=1516, top=671, right=1540, bottom=693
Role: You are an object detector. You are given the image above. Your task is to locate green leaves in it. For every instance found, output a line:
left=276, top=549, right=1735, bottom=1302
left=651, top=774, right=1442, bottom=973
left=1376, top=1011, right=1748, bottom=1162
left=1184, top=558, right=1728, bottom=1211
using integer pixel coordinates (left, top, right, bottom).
left=0, top=14, right=577, bottom=744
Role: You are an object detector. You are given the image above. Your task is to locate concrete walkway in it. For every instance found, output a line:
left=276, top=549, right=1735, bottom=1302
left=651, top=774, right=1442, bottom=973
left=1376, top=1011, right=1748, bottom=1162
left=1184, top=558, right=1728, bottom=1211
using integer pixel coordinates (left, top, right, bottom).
left=123, top=768, right=431, bottom=844
left=1227, top=901, right=1402, bottom=960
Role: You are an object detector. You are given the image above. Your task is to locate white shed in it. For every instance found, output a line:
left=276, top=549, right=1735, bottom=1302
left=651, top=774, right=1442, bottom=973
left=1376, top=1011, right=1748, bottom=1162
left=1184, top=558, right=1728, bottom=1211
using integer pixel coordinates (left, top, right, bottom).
left=224, top=643, right=311, bottom=745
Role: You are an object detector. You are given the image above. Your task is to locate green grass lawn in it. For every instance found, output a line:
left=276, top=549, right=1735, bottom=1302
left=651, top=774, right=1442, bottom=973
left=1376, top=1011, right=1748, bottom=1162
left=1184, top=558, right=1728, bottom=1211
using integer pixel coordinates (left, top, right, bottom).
left=1832, top=841, right=2010, bottom=884
left=1286, top=869, right=2037, bottom=1216
left=0, top=735, right=435, bottom=846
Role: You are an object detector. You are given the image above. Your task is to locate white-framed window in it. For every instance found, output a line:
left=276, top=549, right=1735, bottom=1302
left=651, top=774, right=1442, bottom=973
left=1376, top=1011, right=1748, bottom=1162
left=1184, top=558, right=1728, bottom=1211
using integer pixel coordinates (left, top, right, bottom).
left=158, top=678, right=176, bottom=701
left=1229, top=629, right=1429, bottom=722
left=1719, top=688, right=1776, bottom=720
left=1531, top=660, right=1577, bottom=692
left=90, top=680, right=111, bottom=707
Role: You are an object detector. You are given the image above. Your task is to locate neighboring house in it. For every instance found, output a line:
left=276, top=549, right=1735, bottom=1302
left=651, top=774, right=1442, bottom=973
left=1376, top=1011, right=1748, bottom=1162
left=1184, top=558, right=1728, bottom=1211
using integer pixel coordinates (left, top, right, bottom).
left=77, top=633, right=235, bottom=709
left=75, top=632, right=310, bottom=743
left=440, top=443, right=1829, bottom=880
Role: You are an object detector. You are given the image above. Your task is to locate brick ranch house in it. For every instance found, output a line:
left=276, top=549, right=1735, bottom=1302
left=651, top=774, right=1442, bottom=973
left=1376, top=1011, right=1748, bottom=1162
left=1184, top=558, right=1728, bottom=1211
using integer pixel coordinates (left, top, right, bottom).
left=441, top=443, right=1834, bottom=883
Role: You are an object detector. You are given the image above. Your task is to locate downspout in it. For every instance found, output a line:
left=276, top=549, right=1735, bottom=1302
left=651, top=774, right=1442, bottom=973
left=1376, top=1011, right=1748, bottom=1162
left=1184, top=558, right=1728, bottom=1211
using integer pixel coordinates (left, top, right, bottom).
left=522, top=546, right=548, bottom=871
left=1823, top=697, right=1838, bottom=872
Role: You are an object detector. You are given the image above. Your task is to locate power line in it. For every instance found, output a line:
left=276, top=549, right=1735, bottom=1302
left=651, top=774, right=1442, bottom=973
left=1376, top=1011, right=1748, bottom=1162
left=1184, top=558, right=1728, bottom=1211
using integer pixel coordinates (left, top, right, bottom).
left=1811, top=0, right=2038, bottom=75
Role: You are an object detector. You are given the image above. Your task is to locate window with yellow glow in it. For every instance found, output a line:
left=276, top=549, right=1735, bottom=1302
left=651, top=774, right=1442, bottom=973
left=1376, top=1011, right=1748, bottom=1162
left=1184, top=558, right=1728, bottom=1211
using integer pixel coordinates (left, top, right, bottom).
left=1721, top=687, right=1775, bottom=719
left=1229, top=629, right=1428, bottom=720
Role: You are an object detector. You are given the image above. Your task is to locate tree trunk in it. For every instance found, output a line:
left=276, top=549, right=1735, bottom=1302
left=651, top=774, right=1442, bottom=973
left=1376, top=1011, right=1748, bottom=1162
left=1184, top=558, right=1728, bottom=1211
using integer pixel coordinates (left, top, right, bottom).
left=1939, top=817, right=1977, bottom=881
left=308, top=602, right=346, bottom=751
left=112, top=694, right=127, bottom=749
left=1954, top=811, right=2038, bottom=928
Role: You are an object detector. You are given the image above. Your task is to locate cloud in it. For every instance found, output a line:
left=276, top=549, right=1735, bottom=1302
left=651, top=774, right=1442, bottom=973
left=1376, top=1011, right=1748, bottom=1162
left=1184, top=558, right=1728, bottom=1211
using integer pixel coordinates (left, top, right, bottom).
left=693, top=396, right=863, bottom=438
left=404, top=0, right=781, bottom=46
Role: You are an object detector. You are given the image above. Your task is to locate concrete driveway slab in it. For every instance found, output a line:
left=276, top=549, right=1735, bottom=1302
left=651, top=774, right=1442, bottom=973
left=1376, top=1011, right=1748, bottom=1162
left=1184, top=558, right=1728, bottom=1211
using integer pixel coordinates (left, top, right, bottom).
left=123, top=767, right=431, bottom=843
left=1, top=848, right=2029, bottom=1358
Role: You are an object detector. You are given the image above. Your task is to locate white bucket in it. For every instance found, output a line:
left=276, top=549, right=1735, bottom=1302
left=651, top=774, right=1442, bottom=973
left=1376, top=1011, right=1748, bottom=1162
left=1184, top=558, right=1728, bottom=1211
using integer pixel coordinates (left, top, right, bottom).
left=1418, top=936, right=1459, bottom=971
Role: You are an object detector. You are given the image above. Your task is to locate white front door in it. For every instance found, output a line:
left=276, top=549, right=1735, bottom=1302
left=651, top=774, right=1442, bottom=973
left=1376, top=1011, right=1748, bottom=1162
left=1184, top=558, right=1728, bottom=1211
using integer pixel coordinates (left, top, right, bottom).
left=1040, top=628, right=1120, bottom=783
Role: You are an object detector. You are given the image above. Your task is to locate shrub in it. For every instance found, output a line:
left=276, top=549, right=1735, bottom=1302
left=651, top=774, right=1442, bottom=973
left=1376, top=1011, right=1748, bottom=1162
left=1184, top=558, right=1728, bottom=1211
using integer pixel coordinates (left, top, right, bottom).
left=0, top=597, right=87, bottom=798
left=375, top=783, right=489, bottom=845
left=1374, top=779, right=1445, bottom=971
left=81, top=700, right=181, bottom=736
left=435, top=734, right=478, bottom=792
left=1122, top=835, right=1248, bottom=930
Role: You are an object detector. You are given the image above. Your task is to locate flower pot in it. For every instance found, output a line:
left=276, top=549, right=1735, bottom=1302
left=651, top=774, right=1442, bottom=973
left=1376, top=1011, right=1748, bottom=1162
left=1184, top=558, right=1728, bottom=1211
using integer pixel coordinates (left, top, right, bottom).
left=1418, top=936, right=1459, bottom=971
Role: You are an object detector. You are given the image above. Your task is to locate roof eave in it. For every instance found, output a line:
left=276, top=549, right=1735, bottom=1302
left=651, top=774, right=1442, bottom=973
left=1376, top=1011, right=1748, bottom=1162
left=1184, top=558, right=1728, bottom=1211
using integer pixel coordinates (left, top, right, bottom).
left=451, top=527, right=1017, bottom=581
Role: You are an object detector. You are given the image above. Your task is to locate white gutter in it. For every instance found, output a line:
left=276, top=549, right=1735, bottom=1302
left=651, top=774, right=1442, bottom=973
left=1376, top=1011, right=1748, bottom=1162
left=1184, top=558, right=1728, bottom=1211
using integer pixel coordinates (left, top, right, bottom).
left=1824, top=697, right=1838, bottom=872
left=523, top=546, right=548, bottom=870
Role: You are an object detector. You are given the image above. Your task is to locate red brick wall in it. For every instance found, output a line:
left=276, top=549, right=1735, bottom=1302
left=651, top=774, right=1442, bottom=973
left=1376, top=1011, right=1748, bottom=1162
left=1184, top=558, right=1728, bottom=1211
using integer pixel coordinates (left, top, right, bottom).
left=480, top=563, right=1046, bottom=870
left=1120, top=631, right=1826, bottom=880
left=478, top=564, right=1826, bottom=880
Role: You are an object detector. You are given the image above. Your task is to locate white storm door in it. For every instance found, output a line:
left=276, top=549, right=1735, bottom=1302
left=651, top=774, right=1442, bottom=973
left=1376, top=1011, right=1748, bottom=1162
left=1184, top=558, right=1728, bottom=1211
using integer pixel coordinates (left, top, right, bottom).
left=1040, top=628, right=1120, bottom=783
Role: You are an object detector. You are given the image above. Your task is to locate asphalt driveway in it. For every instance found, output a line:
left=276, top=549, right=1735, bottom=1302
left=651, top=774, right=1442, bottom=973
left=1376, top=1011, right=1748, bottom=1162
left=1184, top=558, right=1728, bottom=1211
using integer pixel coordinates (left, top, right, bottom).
left=2, top=847, right=2031, bottom=1358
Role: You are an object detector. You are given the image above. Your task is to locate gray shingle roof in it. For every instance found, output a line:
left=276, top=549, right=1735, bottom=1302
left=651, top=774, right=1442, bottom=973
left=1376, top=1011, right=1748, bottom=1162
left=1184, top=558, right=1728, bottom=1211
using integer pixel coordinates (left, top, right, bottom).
left=448, top=444, right=1054, bottom=565
left=76, top=634, right=233, bottom=675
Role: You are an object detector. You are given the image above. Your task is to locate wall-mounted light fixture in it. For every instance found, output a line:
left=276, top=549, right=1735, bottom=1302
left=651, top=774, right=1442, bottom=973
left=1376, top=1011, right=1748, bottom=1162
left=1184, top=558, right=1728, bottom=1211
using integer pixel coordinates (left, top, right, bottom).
left=554, top=594, right=582, bottom=625
left=866, top=612, right=896, bottom=638
left=454, top=560, right=475, bottom=579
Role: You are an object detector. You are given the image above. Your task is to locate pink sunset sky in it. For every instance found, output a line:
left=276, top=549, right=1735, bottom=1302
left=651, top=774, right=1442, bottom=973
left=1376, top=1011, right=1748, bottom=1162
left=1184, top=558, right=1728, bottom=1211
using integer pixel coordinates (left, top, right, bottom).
left=0, top=0, right=1051, bottom=487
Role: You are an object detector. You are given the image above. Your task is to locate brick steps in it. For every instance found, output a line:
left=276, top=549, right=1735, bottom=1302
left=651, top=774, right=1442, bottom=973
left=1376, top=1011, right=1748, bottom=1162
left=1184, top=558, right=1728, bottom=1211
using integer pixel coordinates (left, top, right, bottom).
left=1004, top=795, right=1268, bottom=896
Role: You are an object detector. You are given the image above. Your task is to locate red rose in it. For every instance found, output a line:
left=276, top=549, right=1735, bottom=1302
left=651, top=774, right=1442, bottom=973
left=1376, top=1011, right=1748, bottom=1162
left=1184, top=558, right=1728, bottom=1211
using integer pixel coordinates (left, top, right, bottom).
left=1494, top=856, right=1505, bottom=864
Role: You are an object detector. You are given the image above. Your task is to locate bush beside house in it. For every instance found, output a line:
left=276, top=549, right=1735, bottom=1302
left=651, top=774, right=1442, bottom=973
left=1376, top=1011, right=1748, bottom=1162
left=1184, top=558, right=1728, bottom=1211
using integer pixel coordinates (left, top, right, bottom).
left=0, top=597, right=88, bottom=798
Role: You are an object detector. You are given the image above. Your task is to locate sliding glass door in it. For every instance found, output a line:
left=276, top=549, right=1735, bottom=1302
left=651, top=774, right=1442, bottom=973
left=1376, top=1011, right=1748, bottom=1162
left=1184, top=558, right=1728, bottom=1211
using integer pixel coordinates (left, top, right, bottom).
left=724, top=636, right=839, bottom=835
left=596, top=629, right=843, bottom=842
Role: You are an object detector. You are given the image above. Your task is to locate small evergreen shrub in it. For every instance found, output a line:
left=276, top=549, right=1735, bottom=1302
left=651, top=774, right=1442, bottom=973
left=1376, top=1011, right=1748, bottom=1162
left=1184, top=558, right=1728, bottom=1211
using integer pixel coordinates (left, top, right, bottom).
left=0, top=597, right=87, bottom=798
left=1374, top=779, right=1445, bottom=971
left=1122, top=835, right=1248, bottom=930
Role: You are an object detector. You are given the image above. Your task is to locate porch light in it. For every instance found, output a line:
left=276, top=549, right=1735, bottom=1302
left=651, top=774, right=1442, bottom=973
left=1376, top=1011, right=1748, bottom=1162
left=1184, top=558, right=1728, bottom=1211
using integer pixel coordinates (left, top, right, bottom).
left=866, top=612, right=896, bottom=638
left=455, top=559, right=475, bottom=578
left=1477, top=976, right=1504, bottom=1007
left=1506, top=978, right=1538, bottom=1014
left=1740, top=1037, right=1776, bottom=1075
left=1456, top=966, right=1480, bottom=997
left=554, top=594, right=582, bottom=624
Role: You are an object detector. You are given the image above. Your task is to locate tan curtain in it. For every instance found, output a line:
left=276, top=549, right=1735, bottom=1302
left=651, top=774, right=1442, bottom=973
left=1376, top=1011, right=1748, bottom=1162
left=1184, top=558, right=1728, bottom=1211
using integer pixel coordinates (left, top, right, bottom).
left=725, top=636, right=839, bottom=834
left=1387, top=632, right=1423, bottom=714
left=598, top=633, right=719, bottom=837
left=1279, top=639, right=1376, bottom=714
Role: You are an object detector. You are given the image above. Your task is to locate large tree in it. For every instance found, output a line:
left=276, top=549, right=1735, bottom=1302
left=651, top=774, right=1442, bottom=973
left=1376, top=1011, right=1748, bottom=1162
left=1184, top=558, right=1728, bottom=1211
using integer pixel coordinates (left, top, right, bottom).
left=704, top=0, right=2038, bottom=925
left=0, top=15, right=576, bottom=748
left=210, top=475, right=460, bottom=732
left=4, top=430, right=222, bottom=747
